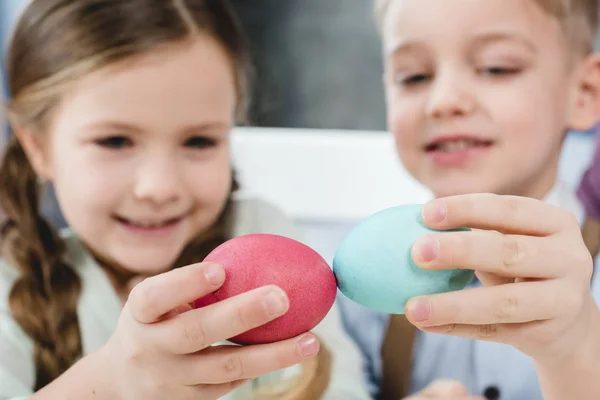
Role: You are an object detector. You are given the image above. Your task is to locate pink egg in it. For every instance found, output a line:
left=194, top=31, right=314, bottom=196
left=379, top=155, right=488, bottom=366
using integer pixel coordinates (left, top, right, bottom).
left=193, top=234, right=337, bottom=344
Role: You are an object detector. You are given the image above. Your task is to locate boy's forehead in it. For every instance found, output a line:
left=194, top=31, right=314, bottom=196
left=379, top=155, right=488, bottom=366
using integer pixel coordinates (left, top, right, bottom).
left=381, top=0, right=563, bottom=55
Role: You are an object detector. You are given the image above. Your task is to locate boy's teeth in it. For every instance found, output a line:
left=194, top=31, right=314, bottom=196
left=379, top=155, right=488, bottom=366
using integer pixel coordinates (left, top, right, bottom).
left=438, top=139, right=474, bottom=151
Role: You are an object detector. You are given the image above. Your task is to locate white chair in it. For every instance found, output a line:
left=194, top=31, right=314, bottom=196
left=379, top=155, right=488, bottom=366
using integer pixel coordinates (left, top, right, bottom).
left=231, top=127, right=596, bottom=264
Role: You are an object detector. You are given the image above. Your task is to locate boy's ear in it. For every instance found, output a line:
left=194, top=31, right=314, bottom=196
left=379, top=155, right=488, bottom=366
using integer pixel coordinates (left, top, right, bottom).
left=12, top=125, right=52, bottom=181
left=569, top=53, right=600, bottom=131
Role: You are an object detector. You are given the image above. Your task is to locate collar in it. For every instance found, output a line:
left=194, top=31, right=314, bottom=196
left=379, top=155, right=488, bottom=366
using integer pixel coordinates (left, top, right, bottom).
left=543, top=180, right=584, bottom=226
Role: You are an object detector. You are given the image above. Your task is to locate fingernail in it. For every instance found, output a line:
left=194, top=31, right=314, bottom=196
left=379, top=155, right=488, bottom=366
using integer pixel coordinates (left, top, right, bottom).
left=412, top=236, right=439, bottom=263
left=262, top=289, right=289, bottom=317
left=298, top=334, right=319, bottom=357
left=422, top=202, right=447, bottom=224
left=204, top=264, right=225, bottom=286
left=406, top=298, right=431, bottom=322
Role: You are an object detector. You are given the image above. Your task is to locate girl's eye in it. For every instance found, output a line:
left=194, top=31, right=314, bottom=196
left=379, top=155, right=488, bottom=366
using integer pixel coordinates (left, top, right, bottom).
left=184, top=136, right=217, bottom=149
left=94, top=136, right=132, bottom=149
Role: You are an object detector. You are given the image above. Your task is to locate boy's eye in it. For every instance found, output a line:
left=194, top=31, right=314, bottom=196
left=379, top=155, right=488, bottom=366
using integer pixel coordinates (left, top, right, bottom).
left=394, top=73, right=432, bottom=86
left=95, top=136, right=132, bottom=149
left=480, top=66, right=521, bottom=76
left=184, top=136, right=217, bottom=149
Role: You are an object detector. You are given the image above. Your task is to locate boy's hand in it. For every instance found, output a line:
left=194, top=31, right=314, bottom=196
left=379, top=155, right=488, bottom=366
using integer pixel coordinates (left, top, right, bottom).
left=405, top=193, right=599, bottom=367
left=404, top=380, right=485, bottom=399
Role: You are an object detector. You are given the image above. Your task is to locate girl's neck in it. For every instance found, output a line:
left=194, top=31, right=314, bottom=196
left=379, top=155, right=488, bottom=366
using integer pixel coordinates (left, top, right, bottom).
left=86, top=247, right=149, bottom=304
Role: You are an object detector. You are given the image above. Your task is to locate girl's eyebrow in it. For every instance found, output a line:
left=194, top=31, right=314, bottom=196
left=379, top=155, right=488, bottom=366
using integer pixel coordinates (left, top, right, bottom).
left=81, top=120, right=232, bottom=134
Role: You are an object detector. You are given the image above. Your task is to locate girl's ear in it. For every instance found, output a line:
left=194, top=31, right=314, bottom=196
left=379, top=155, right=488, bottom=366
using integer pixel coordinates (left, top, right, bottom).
left=12, top=124, right=52, bottom=181
left=569, top=54, right=600, bottom=131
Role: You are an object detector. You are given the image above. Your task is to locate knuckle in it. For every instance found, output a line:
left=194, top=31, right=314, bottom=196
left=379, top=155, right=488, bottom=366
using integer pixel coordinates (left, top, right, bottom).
left=563, top=290, right=584, bottom=314
left=476, top=324, right=498, bottom=339
left=494, top=293, right=519, bottom=321
left=562, top=211, right=580, bottom=231
left=573, top=247, right=594, bottom=281
left=276, top=343, right=289, bottom=368
left=501, top=236, right=522, bottom=270
left=236, top=302, right=252, bottom=331
left=505, top=197, right=522, bottom=223
left=222, top=354, right=244, bottom=380
left=182, top=319, right=207, bottom=349
left=124, top=341, right=146, bottom=367
left=129, top=279, right=155, bottom=322
left=449, top=234, right=469, bottom=265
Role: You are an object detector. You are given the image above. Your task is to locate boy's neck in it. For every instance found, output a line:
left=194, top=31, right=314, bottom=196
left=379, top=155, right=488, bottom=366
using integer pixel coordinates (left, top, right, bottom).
left=502, top=164, right=559, bottom=201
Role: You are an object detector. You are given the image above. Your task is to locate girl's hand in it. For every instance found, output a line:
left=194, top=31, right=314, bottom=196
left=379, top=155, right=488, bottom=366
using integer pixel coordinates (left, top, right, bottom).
left=404, top=380, right=485, bottom=399
left=98, top=262, right=320, bottom=400
left=405, top=193, right=597, bottom=367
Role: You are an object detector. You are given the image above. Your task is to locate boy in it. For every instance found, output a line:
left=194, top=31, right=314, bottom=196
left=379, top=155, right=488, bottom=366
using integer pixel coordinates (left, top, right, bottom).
left=338, top=1, right=600, bottom=399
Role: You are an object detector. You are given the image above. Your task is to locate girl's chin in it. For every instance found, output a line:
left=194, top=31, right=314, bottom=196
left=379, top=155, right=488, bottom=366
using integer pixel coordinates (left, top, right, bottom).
left=115, top=255, right=179, bottom=276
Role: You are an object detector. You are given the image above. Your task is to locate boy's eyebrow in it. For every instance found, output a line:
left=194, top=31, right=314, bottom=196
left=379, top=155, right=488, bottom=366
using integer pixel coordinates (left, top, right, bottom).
left=384, top=40, right=424, bottom=58
left=470, top=32, right=538, bottom=53
left=385, top=32, right=538, bottom=58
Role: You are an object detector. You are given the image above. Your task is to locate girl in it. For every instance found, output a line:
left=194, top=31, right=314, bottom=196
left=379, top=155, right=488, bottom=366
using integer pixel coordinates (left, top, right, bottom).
left=0, top=1, right=369, bottom=399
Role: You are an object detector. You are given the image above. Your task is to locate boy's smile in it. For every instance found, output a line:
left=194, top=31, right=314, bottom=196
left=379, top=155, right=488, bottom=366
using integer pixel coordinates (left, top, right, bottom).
left=423, top=133, right=495, bottom=168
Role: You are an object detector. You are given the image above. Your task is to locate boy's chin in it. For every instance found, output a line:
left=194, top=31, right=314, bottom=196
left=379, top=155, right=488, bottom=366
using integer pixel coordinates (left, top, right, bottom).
left=428, top=178, right=501, bottom=198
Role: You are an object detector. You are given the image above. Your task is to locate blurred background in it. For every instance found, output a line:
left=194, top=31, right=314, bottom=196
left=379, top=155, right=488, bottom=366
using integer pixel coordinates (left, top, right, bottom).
left=0, top=0, right=597, bottom=261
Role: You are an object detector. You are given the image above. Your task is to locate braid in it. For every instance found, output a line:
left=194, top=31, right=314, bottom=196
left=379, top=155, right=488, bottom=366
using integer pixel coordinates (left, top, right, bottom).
left=0, top=137, right=83, bottom=390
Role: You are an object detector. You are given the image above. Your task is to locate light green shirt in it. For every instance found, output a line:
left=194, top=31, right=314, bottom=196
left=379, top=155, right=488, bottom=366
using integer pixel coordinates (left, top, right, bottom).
left=0, top=198, right=370, bottom=399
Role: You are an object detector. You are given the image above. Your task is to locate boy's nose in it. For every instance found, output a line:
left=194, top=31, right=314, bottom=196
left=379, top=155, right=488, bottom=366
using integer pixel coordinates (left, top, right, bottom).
left=426, top=73, right=475, bottom=120
left=133, top=158, right=182, bottom=207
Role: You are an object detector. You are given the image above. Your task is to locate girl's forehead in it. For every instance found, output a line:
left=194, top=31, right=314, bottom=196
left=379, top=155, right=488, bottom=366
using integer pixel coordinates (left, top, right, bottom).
left=50, top=39, right=237, bottom=134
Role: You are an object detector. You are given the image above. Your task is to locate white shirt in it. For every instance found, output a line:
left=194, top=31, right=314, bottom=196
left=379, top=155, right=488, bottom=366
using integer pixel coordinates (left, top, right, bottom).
left=0, top=198, right=370, bottom=400
left=338, top=181, right=600, bottom=399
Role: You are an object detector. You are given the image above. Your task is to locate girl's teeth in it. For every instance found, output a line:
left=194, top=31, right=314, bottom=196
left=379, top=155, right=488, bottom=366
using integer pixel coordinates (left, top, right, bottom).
left=134, top=221, right=164, bottom=228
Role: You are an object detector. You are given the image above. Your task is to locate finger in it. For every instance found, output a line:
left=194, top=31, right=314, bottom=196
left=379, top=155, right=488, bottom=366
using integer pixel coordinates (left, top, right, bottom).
left=475, top=271, right=514, bottom=286
left=406, top=397, right=485, bottom=400
left=154, top=285, right=289, bottom=354
left=128, top=262, right=225, bottom=324
left=407, top=397, right=485, bottom=400
left=180, top=333, right=320, bottom=385
left=420, top=194, right=578, bottom=236
left=418, top=379, right=469, bottom=396
left=411, top=231, right=564, bottom=278
left=405, top=281, right=563, bottom=327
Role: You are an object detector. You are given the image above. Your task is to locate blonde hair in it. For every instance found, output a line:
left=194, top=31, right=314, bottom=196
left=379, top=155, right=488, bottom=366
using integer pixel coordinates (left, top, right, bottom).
left=374, top=0, right=599, bottom=55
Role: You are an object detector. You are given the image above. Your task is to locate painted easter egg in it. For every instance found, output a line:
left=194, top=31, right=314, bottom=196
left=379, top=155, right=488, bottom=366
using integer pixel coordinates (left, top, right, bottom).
left=333, top=204, right=474, bottom=314
left=193, top=234, right=337, bottom=344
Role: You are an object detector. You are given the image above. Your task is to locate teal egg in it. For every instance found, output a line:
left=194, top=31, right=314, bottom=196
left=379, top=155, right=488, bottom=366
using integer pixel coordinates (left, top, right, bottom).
left=333, top=204, right=475, bottom=314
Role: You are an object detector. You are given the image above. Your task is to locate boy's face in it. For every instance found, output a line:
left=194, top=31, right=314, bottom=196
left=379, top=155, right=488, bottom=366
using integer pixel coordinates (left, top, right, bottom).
left=382, top=0, right=594, bottom=199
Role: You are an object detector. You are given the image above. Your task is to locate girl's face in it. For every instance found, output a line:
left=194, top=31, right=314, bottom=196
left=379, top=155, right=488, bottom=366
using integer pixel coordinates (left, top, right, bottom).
left=29, top=36, right=237, bottom=275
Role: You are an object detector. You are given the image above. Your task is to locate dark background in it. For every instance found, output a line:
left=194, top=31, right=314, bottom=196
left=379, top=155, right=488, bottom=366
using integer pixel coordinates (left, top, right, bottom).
left=229, top=0, right=387, bottom=130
